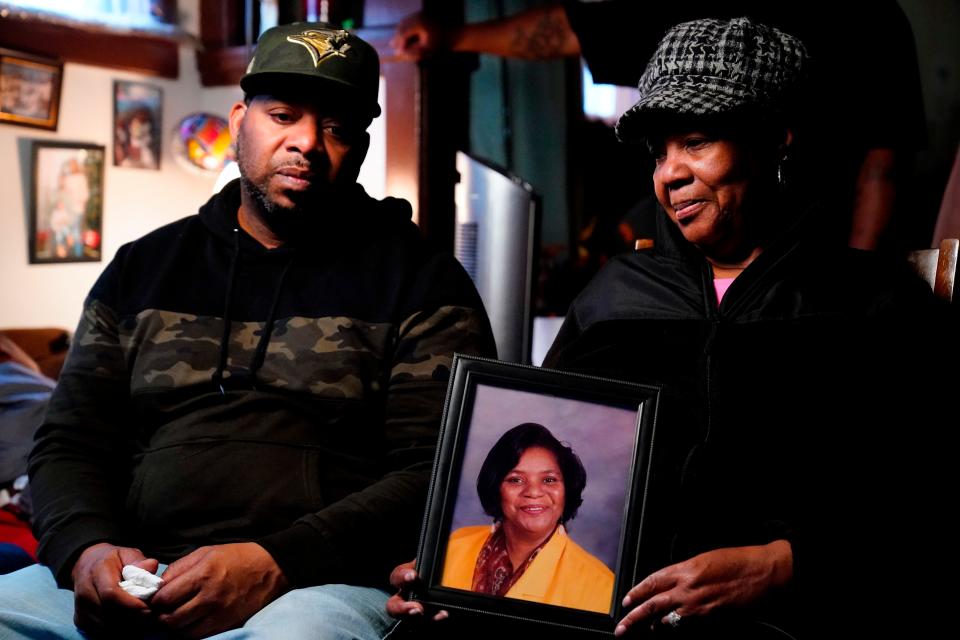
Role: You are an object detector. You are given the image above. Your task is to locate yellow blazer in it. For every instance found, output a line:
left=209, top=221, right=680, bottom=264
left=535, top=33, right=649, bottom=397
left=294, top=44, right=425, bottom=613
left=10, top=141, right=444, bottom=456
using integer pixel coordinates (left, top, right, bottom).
left=440, top=525, right=615, bottom=614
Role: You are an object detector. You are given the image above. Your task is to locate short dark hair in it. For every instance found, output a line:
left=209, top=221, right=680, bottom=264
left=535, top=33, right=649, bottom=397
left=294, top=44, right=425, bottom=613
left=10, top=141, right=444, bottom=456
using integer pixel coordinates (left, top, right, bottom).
left=476, top=423, right=587, bottom=524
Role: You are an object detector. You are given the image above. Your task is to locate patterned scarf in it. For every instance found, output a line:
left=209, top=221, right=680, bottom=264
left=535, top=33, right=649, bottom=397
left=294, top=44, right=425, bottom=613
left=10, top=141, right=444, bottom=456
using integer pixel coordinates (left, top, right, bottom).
left=471, top=523, right=559, bottom=597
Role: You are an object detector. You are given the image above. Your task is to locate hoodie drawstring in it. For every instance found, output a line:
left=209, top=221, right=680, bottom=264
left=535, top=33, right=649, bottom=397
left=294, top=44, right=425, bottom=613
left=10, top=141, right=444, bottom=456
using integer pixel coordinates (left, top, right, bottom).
left=211, top=229, right=296, bottom=394
left=249, top=256, right=295, bottom=378
left=212, top=229, right=241, bottom=394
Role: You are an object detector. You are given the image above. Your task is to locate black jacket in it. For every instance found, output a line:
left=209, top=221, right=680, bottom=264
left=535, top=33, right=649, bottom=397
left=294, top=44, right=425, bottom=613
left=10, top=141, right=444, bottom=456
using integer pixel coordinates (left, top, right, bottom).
left=29, top=180, right=496, bottom=589
left=545, top=206, right=955, bottom=635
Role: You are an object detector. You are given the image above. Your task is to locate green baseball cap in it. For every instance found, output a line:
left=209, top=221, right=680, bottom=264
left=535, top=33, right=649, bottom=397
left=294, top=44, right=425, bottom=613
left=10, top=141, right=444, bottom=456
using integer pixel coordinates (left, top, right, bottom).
left=241, top=22, right=381, bottom=119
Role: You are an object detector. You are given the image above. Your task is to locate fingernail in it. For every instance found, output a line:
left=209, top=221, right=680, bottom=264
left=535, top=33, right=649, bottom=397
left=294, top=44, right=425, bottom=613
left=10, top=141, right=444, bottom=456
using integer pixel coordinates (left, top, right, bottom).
left=614, top=624, right=626, bottom=637
left=408, top=607, right=422, bottom=616
left=403, top=570, right=416, bottom=582
left=435, top=610, right=449, bottom=621
left=622, top=596, right=632, bottom=607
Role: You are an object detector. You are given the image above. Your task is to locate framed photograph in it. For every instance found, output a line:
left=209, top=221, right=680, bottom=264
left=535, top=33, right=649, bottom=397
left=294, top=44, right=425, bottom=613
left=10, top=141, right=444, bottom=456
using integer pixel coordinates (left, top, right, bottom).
left=113, top=80, right=162, bottom=169
left=412, top=355, right=660, bottom=635
left=29, top=141, right=105, bottom=264
left=0, top=48, right=62, bottom=130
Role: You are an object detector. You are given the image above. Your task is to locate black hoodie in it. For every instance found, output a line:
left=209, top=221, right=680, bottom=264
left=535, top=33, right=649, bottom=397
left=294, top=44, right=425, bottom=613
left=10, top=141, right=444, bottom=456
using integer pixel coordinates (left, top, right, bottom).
left=29, top=179, right=496, bottom=589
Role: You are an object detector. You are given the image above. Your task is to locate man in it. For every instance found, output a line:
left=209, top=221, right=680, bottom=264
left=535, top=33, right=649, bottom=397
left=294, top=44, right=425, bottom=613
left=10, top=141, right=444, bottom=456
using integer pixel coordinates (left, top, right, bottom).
left=0, top=23, right=494, bottom=639
left=392, top=0, right=927, bottom=252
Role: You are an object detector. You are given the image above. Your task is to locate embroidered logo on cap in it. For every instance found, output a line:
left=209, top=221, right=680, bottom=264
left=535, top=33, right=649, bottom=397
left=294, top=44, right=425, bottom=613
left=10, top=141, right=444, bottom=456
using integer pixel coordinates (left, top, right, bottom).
left=286, top=29, right=352, bottom=67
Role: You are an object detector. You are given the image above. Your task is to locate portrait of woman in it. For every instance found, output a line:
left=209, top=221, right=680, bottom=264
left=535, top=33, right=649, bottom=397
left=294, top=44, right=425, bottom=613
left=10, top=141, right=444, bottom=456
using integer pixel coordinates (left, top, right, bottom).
left=440, top=423, right=614, bottom=614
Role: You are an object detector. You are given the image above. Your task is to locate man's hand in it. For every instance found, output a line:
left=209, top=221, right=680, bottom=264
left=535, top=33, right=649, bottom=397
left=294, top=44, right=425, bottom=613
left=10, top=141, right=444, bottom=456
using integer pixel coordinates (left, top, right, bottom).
left=615, top=541, right=793, bottom=636
left=386, top=560, right=448, bottom=622
left=71, top=542, right=159, bottom=635
left=150, top=542, right=288, bottom=639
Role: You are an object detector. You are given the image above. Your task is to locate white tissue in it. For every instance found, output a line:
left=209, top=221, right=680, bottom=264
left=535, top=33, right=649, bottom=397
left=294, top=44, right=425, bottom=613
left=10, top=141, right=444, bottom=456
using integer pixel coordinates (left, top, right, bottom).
left=119, top=564, right=164, bottom=600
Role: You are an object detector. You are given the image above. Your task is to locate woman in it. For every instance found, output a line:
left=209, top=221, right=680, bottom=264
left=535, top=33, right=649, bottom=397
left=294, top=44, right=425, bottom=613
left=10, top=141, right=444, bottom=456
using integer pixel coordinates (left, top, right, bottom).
left=440, top=423, right=613, bottom=614
left=390, top=16, right=952, bottom=637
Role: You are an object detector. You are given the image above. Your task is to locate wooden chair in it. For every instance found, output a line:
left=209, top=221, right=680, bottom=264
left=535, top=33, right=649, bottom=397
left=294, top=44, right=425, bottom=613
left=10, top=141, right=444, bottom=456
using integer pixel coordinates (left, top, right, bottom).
left=906, top=238, right=959, bottom=303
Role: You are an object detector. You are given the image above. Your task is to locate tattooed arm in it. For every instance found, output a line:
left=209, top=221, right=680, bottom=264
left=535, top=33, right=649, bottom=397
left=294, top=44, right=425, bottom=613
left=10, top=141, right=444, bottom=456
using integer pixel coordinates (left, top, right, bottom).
left=391, top=4, right=581, bottom=61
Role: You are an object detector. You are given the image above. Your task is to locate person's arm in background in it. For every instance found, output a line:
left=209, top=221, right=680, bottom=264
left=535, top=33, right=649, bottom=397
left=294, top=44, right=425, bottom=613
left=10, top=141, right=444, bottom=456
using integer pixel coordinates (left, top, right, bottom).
left=391, top=1, right=707, bottom=85
left=846, top=1, right=925, bottom=251
left=391, top=4, right=580, bottom=61
left=848, top=148, right=899, bottom=250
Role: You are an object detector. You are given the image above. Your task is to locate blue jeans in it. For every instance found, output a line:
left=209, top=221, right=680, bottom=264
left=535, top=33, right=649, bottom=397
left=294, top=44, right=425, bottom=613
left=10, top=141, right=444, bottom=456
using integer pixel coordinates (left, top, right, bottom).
left=0, top=564, right=396, bottom=639
left=0, top=544, right=34, bottom=575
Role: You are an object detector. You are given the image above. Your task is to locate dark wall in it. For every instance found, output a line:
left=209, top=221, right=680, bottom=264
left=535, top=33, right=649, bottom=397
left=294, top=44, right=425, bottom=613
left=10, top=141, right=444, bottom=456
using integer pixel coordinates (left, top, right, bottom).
left=899, top=0, right=960, bottom=247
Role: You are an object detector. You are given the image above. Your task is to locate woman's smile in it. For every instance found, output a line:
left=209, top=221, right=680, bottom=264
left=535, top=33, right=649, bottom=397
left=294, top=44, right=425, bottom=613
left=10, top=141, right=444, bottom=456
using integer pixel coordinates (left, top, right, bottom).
left=518, top=504, right=548, bottom=513
left=671, top=199, right=709, bottom=223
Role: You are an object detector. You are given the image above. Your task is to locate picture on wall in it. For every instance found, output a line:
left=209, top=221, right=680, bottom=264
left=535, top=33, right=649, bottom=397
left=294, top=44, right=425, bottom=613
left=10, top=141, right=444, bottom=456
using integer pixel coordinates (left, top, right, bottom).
left=0, top=48, right=62, bottom=131
left=30, top=141, right=105, bottom=264
left=114, top=80, right=162, bottom=169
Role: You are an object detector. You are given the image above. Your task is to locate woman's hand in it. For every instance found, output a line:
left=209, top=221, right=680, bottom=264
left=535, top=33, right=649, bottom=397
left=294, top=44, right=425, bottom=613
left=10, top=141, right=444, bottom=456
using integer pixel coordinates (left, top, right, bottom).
left=615, top=540, right=793, bottom=636
left=385, top=561, right=448, bottom=622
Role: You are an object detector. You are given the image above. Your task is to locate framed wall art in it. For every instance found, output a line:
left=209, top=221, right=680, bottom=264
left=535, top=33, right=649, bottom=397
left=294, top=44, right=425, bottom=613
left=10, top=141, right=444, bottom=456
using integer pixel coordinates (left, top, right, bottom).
left=29, top=141, right=105, bottom=264
left=0, top=48, right=62, bottom=130
left=113, top=80, right=162, bottom=169
left=411, top=355, right=660, bottom=635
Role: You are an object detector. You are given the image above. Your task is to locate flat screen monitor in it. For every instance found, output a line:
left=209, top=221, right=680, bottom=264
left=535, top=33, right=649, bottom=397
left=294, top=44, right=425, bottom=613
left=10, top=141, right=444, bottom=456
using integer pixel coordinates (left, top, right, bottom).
left=454, top=151, right=539, bottom=364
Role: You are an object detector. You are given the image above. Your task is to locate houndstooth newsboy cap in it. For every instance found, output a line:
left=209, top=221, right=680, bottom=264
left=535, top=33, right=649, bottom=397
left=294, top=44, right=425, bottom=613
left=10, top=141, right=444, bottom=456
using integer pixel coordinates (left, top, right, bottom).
left=615, top=17, right=808, bottom=141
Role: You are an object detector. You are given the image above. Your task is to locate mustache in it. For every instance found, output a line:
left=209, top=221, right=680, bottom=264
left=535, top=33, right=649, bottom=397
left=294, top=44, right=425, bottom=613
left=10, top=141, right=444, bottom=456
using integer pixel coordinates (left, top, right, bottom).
left=274, top=159, right=312, bottom=171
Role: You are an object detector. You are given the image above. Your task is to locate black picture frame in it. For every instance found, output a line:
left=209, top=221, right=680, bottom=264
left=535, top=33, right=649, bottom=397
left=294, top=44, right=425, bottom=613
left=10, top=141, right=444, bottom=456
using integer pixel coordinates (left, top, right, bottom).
left=29, top=141, right=105, bottom=264
left=412, top=355, right=660, bottom=636
left=0, top=48, right=63, bottom=131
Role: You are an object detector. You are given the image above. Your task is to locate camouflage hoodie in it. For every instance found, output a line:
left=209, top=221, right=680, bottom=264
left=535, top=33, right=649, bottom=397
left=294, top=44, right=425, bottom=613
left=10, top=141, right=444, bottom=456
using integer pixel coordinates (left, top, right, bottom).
left=29, top=179, right=496, bottom=588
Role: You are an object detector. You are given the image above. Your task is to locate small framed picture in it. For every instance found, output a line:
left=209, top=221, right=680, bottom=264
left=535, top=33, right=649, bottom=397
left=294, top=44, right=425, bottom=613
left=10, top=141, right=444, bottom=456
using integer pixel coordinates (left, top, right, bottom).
left=29, top=141, right=105, bottom=264
left=412, top=355, right=660, bottom=635
left=0, top=48, right=63, bottom=131
left=113, top=80, right=162, bottom=169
